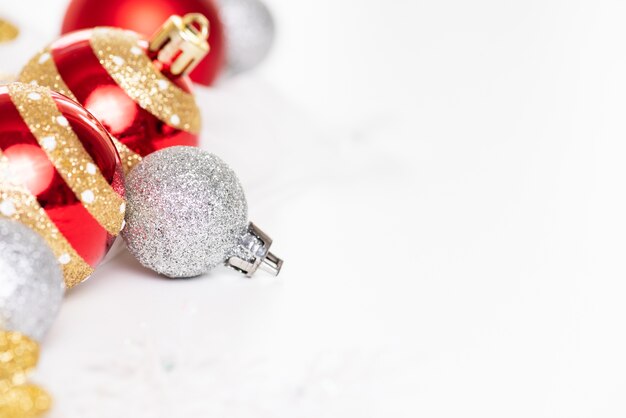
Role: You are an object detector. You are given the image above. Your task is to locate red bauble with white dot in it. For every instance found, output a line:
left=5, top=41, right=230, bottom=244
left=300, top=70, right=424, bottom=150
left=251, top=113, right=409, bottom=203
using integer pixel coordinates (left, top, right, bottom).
left=20, top=15, right=207, bottom=174
left=0, top=83, right=125, bottom=288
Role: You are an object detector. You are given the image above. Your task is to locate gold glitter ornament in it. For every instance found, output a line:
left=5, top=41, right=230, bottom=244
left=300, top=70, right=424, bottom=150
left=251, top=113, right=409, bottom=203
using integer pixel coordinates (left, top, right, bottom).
left=0, top=332, right=51, bottom=418
left=0, top=384, right=51, bottom=418
left=0, top=332, right=38, bottom=385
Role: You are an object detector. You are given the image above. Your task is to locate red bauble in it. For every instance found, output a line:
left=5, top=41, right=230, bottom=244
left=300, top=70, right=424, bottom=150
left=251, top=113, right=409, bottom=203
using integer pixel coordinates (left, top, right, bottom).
left=19, top=17, right=207, bottom=173
left=0, top=83, right=125, bottom=288
left=61, top=0, right=225, bottom=86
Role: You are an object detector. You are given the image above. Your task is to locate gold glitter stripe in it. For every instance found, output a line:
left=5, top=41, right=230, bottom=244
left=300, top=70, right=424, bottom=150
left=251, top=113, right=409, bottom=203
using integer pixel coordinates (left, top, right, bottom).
left=90, top=27, right=201, bottom=134
left=0, top=152, right=93, bottom=287
left=110, top=136, right=143, bottom=174
left=18, top=48, right=76, bottom=100
left=8, top=83, right=125, bottom=236
left=19, top=49, right=144, bottom=173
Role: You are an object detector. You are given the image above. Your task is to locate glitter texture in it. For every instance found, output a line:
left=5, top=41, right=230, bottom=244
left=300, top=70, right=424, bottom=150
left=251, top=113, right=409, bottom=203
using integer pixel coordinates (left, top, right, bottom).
left=19, top=48, right=75, bottom=99
left=19, top=51, right=144, bottom=174
left=0, top=332, right=39, bottom=384
left=219, top=0, right=276, bottom=75
left=110, top=136, right=143, bottom=174
left=0, top=152, right=94, bottom=287
left=0, top=331, right=51, bottom=417
left=0, top=220, right=64, bottom=342
left=0, top=384, right=51, bottom=418
left=8, top=83, right=126, bottom=236
left=90, top=28, right=201, bottom=134
left=123, top=146, right=248, bottom=278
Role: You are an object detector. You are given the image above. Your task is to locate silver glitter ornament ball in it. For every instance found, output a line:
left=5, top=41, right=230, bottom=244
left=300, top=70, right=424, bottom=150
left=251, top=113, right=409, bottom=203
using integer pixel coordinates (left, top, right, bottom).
left=0, top=219, right=64, bottom=341
left=122, top=146, right=249, bottom=278
left=219, top=0, right=276, bottom=75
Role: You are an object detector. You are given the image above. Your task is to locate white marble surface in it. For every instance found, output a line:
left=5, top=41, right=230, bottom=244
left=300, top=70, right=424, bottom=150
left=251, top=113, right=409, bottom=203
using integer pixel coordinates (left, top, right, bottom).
left=3, top=0, right=626, bottom=417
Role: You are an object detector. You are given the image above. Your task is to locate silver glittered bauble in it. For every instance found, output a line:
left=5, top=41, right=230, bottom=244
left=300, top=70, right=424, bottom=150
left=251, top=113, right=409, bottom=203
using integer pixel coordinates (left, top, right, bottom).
left=219, top=0, right=276, bottom=75
left=0, top=219, right=64, bottom=341
left=122, top=146, right=282, bottom=278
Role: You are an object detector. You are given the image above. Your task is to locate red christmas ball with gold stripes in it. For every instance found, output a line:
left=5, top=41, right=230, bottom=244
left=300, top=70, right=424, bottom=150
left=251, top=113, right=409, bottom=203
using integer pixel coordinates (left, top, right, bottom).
left=0, top=83, right=125, bottom=288
left=18, top=14, right=209, bottom=175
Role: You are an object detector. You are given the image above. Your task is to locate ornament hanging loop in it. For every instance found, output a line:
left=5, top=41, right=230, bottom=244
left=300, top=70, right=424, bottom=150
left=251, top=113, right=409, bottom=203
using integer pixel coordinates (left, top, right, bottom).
left=149, top=13, right=211, bottom=76
left=182, top=13, right=210, bottom=39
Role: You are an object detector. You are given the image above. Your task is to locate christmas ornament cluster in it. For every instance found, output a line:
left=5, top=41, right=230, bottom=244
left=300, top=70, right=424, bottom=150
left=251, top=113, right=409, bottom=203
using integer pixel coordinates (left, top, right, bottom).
left=0, top=1, right=281, bottom=415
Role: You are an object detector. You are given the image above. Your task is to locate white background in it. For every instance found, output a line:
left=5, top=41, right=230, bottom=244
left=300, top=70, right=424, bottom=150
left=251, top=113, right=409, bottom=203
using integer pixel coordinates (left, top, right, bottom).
left=3, top=0, right=626, bottom=417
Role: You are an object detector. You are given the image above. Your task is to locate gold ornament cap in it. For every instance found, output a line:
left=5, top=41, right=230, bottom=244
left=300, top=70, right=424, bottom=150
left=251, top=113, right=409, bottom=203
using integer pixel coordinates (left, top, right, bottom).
left=149, top=13, right=210, bottom=77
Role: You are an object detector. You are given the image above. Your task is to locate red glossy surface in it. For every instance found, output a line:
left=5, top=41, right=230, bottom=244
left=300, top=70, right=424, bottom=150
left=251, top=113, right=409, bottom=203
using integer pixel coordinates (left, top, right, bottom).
left=3, top=144, right=55, bottom=196
left=0, top=86, right=124, bottom=266
left=51, top=30, right=199, bottom=159
left=61, top=0, right=225, bottom=86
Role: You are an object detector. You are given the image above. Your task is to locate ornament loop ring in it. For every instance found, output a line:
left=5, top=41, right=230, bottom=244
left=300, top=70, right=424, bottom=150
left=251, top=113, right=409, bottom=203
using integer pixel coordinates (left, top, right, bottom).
left=182, top=13, right=210, bottom=40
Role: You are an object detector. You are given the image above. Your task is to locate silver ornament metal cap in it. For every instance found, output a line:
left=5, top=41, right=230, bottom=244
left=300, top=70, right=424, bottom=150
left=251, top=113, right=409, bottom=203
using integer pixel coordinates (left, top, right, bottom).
left=227, top=222, right=283, bottom=277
